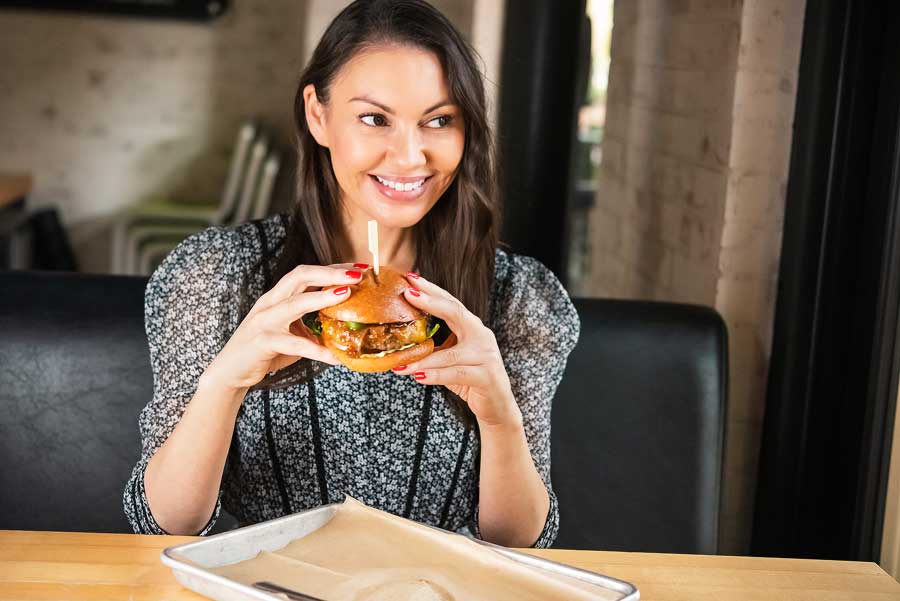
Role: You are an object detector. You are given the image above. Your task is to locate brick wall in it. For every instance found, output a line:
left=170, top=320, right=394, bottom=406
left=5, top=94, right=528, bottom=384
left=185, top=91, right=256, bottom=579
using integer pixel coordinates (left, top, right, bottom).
left=0, top=1, right=307, bottom=273
left=0, top=0, right=485, bottom=273
left=586, top=0, right=805, bottom=553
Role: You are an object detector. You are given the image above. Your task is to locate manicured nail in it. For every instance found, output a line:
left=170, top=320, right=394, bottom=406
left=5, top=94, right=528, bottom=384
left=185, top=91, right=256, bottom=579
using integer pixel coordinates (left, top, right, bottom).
left=393, top=365, right=407, bottom=371
left=353, top=263, right=369, bottom=269
left=408, top=288, right=421, bottom=297
left=346, top=270, right=362, bottom=278
left=406, top=271, right=420, bottom=279
left=414, top=371, right=427, bottom=380
left=333, top=286, right=349, bottom=295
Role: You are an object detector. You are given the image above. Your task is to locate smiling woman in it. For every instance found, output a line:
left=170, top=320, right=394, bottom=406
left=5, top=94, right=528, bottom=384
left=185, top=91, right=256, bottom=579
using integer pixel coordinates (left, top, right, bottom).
left=279, top=0, right=497, bottom=327
left=124, top=0, right=581, bottom=553
left=302, top=45, right=465, bottom=236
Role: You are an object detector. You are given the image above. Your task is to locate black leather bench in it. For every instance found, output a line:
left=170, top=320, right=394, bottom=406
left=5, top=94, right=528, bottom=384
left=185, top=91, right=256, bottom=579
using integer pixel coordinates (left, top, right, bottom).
left=0, top=270, right=726, bottom=553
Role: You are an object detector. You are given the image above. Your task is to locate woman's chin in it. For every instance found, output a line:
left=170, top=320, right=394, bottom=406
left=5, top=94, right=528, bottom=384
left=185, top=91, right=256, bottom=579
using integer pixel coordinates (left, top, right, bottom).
left=367, top=201, right=432, bottom=229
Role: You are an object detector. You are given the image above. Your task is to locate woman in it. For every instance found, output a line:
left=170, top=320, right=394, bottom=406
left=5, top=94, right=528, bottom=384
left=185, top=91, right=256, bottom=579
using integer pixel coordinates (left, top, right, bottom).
left=124, top=0, right=578, bottom=549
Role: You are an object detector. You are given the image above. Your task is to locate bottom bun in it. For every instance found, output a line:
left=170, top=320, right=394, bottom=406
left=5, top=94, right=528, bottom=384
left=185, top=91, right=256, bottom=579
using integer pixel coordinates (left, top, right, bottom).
left=323, top=337, right=435, bottom=373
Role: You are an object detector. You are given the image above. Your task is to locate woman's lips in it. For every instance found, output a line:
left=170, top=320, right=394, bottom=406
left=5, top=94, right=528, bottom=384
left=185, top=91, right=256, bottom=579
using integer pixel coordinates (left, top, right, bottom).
left=369, top=174, right=433, bottom=201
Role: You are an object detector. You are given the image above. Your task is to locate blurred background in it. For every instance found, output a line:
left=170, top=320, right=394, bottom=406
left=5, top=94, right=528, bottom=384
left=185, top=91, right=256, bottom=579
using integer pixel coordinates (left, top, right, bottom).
left=4, top=0, right=900, bottom=578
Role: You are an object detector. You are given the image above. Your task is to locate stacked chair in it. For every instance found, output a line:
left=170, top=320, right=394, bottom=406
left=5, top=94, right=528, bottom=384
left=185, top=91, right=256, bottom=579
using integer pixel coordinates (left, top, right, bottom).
left=110, top=120, right=281, bottom=275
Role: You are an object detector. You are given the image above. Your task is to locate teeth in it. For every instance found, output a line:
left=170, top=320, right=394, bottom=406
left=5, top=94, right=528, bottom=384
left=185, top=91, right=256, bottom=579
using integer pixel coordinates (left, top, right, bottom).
left=375, top=175, right=426, bottom=191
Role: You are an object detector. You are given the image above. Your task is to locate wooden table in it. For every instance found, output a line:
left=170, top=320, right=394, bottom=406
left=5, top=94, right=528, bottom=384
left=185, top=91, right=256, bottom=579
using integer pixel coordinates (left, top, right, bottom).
left=1, top=530, right=899, bottom=600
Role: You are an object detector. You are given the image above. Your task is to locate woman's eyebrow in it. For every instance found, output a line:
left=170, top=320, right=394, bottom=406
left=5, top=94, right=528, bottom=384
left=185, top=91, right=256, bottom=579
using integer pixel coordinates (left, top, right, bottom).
left=349, top=96, right=455, bottom=115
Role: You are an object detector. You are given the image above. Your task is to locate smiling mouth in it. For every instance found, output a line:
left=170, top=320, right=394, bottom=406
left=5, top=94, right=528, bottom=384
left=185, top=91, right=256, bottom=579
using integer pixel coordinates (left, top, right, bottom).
left=368, top=174, right=435, bottom=201
left=369, top=174, right=433, bottom=192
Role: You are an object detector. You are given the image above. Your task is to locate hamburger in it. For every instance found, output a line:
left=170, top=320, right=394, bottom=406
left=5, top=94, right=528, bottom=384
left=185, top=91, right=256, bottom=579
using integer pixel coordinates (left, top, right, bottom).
left=302, top=266, right=440, bottom=372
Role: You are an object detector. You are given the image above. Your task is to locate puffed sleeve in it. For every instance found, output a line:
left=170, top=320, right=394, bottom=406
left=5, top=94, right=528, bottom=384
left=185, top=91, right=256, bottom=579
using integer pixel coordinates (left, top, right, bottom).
left=484, top=252, right=580, bottom=548
left=123, top=226, right=238, bottom=535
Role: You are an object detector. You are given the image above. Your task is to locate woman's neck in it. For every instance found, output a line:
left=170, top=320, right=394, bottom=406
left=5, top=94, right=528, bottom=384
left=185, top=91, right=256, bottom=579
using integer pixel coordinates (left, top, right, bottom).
left=342, top=209, right=416, bottom=273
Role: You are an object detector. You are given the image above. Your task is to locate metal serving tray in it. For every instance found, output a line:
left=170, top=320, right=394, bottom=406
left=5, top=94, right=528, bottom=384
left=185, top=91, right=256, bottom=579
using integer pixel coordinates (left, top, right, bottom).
left=161, top=503, right=640, bottom=601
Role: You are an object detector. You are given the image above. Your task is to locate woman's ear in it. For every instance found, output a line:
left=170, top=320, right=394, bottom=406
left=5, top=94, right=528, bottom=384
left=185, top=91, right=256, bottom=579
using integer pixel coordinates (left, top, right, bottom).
left=304, top=84, right=330, bottom=148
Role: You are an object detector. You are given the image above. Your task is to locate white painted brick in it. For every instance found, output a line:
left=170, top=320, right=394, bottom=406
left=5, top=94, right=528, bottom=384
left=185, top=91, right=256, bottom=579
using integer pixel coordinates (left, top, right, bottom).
left=683, top=207, right=723, bottom=261
left=632, top=20, right=741, bottom=71
left=738, top=1, right=804, bottom=73
left=629, top=65, right=735, bottom=117
left=728, top=118, right=794, bottom=174
left=610, top=20, right=636, bottom=64
left=689, top=0, right=744, bottom=19
left=635, top=0, right=693, bottom=19
left=638, top=0, right=744, bottom=21
left=721, top=323, right=770, bottom=422
left=724, top=419, right=764, bottom=475
left=603, top=100, right=631, bottom=140
left=588, top=204, right=623, bottom=254
left=620, top=225, right=675, bottom=288
left=725, top=170, right=787, bottom=223
left=733, top=70, right=800, bottom=128
left=605, top=62, right=634, bottom=105
left=640, top=151, right=696, bottom=198
left=718, top=220, right=785, bottom=278
left=670, top=251, right=719, bottom=305
left=613, top=0, right=638, bottom=28
left=586, top=255, right=630, bottom=297
left=655, top=112, right=732, bottom=168
left=689, top=166, right=729, bottom=210
left=717, top=276, right=778, bottom=326
left=669, top=68, right=736, bottom=117
left=0, top=0, right=306, bottom=231
left=601, top=134, right=626, bottom=179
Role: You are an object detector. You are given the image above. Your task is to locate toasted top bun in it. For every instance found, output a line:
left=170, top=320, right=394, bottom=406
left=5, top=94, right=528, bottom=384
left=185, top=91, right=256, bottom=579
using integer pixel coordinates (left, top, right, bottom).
left=320, top=266, right=424, bottom=323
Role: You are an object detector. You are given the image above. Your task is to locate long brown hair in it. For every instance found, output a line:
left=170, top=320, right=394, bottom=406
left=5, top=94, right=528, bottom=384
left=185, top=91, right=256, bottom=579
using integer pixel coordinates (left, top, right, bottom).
left=273, top=0, right=499, bottom=320
left=255, top=1, right=499, bottom=418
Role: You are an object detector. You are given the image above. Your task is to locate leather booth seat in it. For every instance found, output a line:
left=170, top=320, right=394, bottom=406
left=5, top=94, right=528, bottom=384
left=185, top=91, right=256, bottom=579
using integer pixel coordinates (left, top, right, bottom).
left=552, top=298, right=727, bottom=553
left=0, top=271, right=726, bottom=552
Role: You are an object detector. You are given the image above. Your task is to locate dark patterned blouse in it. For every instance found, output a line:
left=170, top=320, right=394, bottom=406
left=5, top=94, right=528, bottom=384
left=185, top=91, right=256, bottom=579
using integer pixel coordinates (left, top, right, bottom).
left=123, top=213, right=579, bottom=548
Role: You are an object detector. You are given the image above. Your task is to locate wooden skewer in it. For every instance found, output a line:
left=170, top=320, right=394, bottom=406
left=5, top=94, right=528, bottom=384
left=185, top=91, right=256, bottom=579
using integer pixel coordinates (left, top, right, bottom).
left=368, top=219, right=380, bottom=283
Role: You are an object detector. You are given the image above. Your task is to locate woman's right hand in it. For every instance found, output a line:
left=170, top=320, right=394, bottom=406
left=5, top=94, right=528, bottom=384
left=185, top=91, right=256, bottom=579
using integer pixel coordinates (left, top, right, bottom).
left=202, top=263, right=366, bottom=392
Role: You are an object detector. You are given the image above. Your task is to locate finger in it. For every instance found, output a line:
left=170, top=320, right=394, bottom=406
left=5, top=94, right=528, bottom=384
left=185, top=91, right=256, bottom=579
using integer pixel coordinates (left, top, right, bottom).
left=392, top=344, right=482, bottom=374
left=266, top=285, right=353, bottom=325
left=402, top=286, right=477, bottom=335
left=267, top=333, right=341, bottom=365
left=409, top=365, right=491, bottom=388
left=404, top=272, right=454, bottom=301
left=257, top=264, right=364, bottom=309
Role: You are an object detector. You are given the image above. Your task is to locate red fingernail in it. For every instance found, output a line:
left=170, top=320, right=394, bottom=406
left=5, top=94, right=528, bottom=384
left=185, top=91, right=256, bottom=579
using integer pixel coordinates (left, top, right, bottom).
left=346, top=270, right=362, bottom=278
left=414, top=371, right=426, bottom=380
left=408, top=288, right=421, bottom=297
left=393, top=365, right=407, bottom=371
left=406, top=272, right=420, bottom=279
left=333, top=286, right=349, bottom=295
left=354, top=263, right=369, bottom=269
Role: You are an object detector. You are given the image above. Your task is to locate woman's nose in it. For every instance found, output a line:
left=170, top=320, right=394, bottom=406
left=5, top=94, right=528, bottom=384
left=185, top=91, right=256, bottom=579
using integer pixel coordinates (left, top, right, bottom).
left=388, top=126, right=427, bottom=170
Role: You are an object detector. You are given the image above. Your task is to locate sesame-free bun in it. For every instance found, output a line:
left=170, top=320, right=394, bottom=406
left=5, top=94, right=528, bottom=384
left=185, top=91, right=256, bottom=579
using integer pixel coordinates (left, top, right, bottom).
left=318, top=266, right=434, bottom=372
left=324, top=336, right=434, bottom=373
left=320, top=266, right=424, bottom=323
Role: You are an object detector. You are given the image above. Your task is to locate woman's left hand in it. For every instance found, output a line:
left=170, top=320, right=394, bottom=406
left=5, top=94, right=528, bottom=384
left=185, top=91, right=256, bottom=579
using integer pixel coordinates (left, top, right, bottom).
left=392, top=273, right=523, bottom=428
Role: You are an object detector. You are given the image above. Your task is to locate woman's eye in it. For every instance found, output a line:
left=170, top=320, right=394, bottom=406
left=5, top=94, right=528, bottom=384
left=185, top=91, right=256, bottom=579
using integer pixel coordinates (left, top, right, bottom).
left=360, top=113, right=388, bottom=127
left=424, top=115, right=452, bottom=129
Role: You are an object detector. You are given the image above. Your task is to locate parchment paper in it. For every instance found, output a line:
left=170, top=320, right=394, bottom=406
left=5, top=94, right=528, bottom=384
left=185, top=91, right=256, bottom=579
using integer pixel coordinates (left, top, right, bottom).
left=210, top=497, right=623, bottom=601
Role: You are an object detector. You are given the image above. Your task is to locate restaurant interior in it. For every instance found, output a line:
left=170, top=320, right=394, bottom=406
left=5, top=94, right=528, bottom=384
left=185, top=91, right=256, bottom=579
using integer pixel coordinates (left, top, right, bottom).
left=2, top=1, right=900, bottom=599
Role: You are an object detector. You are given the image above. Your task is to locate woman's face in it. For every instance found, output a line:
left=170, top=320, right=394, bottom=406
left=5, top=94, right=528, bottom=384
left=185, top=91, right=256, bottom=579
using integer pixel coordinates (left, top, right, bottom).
left=305, top=45, right=465, bottom=230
